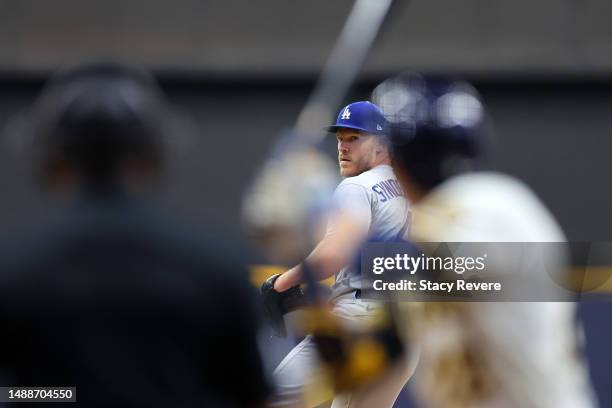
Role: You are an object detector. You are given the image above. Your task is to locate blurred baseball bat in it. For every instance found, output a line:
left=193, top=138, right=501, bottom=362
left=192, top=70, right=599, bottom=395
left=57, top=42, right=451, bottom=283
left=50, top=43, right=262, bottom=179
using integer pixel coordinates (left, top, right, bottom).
left=295, top=0, right=396, bottom=140
left=243, top=0, right=399, bottom=264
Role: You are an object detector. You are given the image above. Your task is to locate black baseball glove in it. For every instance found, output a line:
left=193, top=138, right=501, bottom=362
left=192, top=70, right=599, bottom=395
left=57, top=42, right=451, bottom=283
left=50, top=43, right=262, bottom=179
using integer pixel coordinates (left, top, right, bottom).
left=260, top=274, right=309, bottom=337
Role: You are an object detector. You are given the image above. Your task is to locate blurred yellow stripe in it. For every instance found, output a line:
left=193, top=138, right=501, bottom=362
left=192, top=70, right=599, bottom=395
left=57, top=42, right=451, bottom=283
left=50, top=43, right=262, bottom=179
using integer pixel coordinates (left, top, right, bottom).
left=249, top=265, right=335, bottom=288
left=249, top=265, right=286, bottom=287
left=567, top=267, right=612, bottom=293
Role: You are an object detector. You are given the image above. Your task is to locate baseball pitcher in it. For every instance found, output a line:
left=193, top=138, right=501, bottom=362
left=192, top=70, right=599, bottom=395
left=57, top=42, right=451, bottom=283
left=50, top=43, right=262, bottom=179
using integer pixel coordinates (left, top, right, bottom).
left=262, top=101, right=416, bottom=408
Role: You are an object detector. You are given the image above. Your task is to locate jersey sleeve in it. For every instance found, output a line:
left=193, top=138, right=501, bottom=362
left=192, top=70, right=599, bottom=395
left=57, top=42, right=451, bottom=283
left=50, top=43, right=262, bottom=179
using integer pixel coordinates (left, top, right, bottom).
left=327, top=182, right=372, bottom=233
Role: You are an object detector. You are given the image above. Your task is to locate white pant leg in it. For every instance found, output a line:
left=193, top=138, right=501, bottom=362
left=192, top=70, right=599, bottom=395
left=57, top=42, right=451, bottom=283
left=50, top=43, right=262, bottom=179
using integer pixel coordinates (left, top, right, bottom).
left=270, top=294, right=365, bottom=407
left=329, top=295, right=418, bottom=408
left=271, top=294, right=415, bottom=408
left=271, top=335, right=328, bottom=407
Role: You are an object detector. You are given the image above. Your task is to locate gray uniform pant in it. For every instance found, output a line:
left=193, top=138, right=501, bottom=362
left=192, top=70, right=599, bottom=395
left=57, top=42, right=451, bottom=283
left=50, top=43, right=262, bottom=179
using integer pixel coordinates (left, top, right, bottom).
left=270, top=292, right=417, bottom=408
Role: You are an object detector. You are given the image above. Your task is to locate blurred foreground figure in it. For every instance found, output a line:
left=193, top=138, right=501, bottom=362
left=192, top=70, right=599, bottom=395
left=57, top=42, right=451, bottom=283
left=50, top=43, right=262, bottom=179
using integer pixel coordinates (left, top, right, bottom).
left=0, top=63, right=269, bottom=407
left=372, top=74, right=596, bottom=408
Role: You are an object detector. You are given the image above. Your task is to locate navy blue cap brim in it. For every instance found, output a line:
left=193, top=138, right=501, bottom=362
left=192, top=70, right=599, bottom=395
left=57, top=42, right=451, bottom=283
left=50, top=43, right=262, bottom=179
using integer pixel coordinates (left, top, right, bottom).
left=323, top=124, right=385, bottom=136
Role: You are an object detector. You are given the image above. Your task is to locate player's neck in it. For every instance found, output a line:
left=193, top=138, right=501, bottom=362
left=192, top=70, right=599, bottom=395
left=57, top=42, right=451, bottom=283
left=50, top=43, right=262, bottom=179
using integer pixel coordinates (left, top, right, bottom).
left=371, top=154, right=391, bottom=169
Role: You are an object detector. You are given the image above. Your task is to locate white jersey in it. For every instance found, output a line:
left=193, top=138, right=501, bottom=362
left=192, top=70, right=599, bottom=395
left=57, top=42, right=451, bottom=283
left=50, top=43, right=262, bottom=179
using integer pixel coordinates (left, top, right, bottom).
left=271, top=165, right=413, bottom=408
left=328, top=164, right=409, bottom=298
left=408, top=172, right=596, bottom=408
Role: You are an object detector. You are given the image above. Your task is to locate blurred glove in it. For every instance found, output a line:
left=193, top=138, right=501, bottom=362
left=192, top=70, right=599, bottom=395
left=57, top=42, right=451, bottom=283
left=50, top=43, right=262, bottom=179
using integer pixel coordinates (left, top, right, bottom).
left=260, top=274, right=309, bottom=337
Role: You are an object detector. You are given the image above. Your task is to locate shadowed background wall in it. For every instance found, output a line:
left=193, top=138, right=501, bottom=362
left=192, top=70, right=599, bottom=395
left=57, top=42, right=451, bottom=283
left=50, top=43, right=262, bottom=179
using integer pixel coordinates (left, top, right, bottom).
left=2, top=78, right=610, bottom=240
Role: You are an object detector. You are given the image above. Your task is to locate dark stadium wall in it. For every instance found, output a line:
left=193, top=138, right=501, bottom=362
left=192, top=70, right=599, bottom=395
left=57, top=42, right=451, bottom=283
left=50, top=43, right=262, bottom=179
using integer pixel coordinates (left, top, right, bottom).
left=2, top=77, right=610, bottom=240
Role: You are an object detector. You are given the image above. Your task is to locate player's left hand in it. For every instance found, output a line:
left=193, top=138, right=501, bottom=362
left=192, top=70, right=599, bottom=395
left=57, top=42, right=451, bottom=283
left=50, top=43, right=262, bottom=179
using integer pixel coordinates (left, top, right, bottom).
left=260, top=274, right=309, bottom=337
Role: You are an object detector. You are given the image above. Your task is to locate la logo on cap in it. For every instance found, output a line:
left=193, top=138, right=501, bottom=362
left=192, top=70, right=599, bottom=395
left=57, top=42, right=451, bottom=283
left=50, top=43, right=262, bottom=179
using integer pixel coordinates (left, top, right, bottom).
left=341, top=107, right=351, bottom=120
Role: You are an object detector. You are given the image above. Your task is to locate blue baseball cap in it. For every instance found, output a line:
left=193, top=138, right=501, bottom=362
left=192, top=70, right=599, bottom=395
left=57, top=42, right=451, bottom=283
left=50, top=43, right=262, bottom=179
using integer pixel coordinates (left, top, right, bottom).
left=324, top=101, right=387, bottom=136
